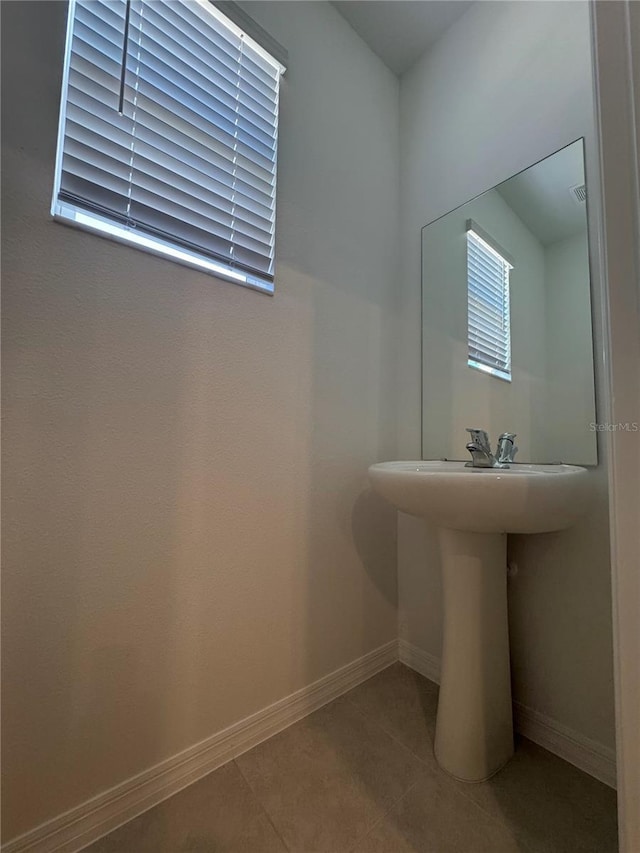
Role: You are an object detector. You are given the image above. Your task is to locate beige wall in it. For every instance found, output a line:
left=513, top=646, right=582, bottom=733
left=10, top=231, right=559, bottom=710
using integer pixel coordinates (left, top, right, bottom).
left=1, top=1, right=400, bottom=840
left=398, top=0, right=615, bottom=751
left=1, top=0, right=622, bottom=843
left=545, top=230, right=597, bottom=463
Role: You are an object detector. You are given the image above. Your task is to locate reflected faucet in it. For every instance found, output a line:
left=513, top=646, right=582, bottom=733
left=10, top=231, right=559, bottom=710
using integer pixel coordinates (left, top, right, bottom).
left=465, top=429, right=518, bottom=468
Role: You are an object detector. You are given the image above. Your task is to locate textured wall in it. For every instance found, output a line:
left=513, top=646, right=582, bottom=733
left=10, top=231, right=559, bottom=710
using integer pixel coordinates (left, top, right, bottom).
left=1, top=1, right=400, bottom=839
left=545, top=230, right=597, bottom=463
left=398, top=0, right=615, bottom=750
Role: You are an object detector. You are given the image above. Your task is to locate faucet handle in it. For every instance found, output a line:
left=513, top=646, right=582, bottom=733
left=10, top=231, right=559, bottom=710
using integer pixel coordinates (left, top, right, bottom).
left=496, top=432, right=518, bottom=464
left=466, top=428, right=491, bottom=453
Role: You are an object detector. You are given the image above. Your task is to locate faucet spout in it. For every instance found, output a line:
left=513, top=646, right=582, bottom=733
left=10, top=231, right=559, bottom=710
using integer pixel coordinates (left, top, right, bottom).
left=464, top=429, right=496, bottom=468
left=464, top=428, right=517, bottom=468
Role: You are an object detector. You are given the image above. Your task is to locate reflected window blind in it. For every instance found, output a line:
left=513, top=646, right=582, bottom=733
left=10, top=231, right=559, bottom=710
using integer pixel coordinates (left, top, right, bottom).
left=54, top=0, right=284, bottom=287
left=466, top=227, right=512, bottom=381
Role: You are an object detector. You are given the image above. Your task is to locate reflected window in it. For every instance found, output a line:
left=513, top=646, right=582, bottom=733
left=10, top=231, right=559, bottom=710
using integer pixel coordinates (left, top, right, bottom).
left=466, top=222, right=513, bottom=382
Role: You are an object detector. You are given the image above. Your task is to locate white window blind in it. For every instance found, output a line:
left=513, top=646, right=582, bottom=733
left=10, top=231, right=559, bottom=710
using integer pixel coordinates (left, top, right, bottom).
left=53, top=0, right=285, bottom=293
left=466, top=223, right=513, bottom=382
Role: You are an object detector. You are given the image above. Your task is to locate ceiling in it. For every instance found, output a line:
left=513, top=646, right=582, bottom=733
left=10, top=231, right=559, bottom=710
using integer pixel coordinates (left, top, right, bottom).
left=331, top=1, right=473, bottom=76
left=497, top=141, right=587, bottom=246
left=329, top=3, right=586, bottom=245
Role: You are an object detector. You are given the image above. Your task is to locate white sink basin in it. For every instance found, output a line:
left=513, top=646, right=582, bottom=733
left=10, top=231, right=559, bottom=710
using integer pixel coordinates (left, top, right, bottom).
left=368, top=458, right=591, bottom=783
left=368, top=460, right=590, bottom=533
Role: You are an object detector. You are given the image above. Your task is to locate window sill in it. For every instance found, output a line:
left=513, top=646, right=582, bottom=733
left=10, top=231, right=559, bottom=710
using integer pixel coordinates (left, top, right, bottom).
left=51, top=202, right=275, bottom=296
left=468, top=359, right=512, bottom=383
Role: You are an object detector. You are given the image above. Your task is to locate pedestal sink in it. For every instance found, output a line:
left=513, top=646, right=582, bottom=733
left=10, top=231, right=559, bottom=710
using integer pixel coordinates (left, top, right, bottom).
left=368, top=460, right=591, bottom=782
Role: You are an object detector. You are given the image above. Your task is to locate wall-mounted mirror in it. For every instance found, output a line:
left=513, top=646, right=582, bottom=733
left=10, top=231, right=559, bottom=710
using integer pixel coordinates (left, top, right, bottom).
left=421, top=139, right=597, bottom=465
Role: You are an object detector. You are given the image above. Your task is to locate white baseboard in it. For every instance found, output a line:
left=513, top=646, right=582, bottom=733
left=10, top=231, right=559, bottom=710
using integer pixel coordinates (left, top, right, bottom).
left=398, top=639, right=616, bottom=790
left=398, top=638, right=441, bottom=684
left=514, top=702, right=617, bottom=789
left=2, top=640, right=397, bottom=853
left=4, top=638, right=616, bottom=853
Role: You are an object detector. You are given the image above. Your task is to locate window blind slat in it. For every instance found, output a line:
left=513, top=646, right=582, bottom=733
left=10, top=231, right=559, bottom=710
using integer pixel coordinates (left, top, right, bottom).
left=469, top=338, right=508, bottom=358
left=467, top=230, right=511, bottom=377
left=59, top=177, right=129, bottom=219
left=132, top=18, right=240, bottom=107
left=129, top=169, right=274, bottom=246
left=131, top=70, right=277, bottom=164
left=469, top=333, right=509, bottom=358
left=138, top=7, right=279, bottom=115
left=468, top=257, right=508, bottom=283
left=129, top=118, right=274, bottom=213
left=65, top=100, right=133, bottom=151
left=55, top=0, right=282, bottom=285
left=62, top=151, right=131, bottom=197
left=78, top=0, right=126, bottom=30
left=128, top=201, right=235, bottom=259
left=135, top=0, right=242, bottom=71
left=468, top=319, right=509, bottom=348
left=130, top=137, right=274, bottom=225
left=468, top=313, right=510, bottom=343
left=130, top=92, right=275, bottom=182
left=469, top=298, right=505, bottom=320
left=468, top=275, right=508, bottom=296
left=468, top=256, right=508, bottom=284
left=129, top=68, right=278, bottom=168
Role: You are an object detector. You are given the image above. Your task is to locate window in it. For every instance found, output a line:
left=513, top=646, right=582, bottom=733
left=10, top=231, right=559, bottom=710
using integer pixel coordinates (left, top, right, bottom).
left=466, top=220, right=513, bottom=382
left=52, top=0, right=286, bottom=293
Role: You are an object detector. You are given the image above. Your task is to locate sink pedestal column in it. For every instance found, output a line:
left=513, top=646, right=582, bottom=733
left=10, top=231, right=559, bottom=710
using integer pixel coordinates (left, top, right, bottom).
left=434, top=529, right=513, bottom=781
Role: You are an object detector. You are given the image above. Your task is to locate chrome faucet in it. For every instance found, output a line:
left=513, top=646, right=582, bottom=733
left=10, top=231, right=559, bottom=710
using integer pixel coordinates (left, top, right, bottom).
left=465, top=429, right=518, bottom=468
left=465, top=428, right=495, bottom=467
left=496, top=432, right=518, bottom=465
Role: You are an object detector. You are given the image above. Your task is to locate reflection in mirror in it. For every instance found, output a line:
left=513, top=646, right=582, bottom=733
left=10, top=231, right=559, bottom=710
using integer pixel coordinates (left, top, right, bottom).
left=421, top=139, right=597, bottom=465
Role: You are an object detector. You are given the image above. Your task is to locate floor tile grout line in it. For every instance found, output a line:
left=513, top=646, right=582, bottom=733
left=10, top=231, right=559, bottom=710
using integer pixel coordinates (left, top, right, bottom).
left=342, top=714, right=525, bottom=851
left=232, top=758, right=292, bottom=853
left=449, top=763, right=618, bottom=852
left=340, top=690, right=440, bottom=774
left=337, top=708, right=523, bottom=844
left=437, top=765, right=519, bottom=836
left=341, top=688, right=439, bottom=773
left=436, top=740, right=607, bottom=844
left=392, top=665, right=617, bottom=825
left=346, top=777, right=425, bottom=853
left=435, top=779, right=525, bottom=847
left=328, top=694, right=446, bottom=851
left=354, top=703, right=528, bottom=832
left=341, top=671, right=531, bottom=844
left=82, top=664, right=615, bottom=853
left=230, top=688, right=430, bottom=853
left=342, top=668, right=590, bottom=845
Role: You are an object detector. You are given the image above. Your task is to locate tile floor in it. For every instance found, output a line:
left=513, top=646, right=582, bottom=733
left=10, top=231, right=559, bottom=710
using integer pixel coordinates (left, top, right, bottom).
left=84, top=663, right=618, bottom=853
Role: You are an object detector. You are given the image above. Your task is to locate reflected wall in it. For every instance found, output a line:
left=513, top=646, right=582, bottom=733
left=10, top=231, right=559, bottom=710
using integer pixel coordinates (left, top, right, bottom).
left=421, top=139, right=597, bottom=465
